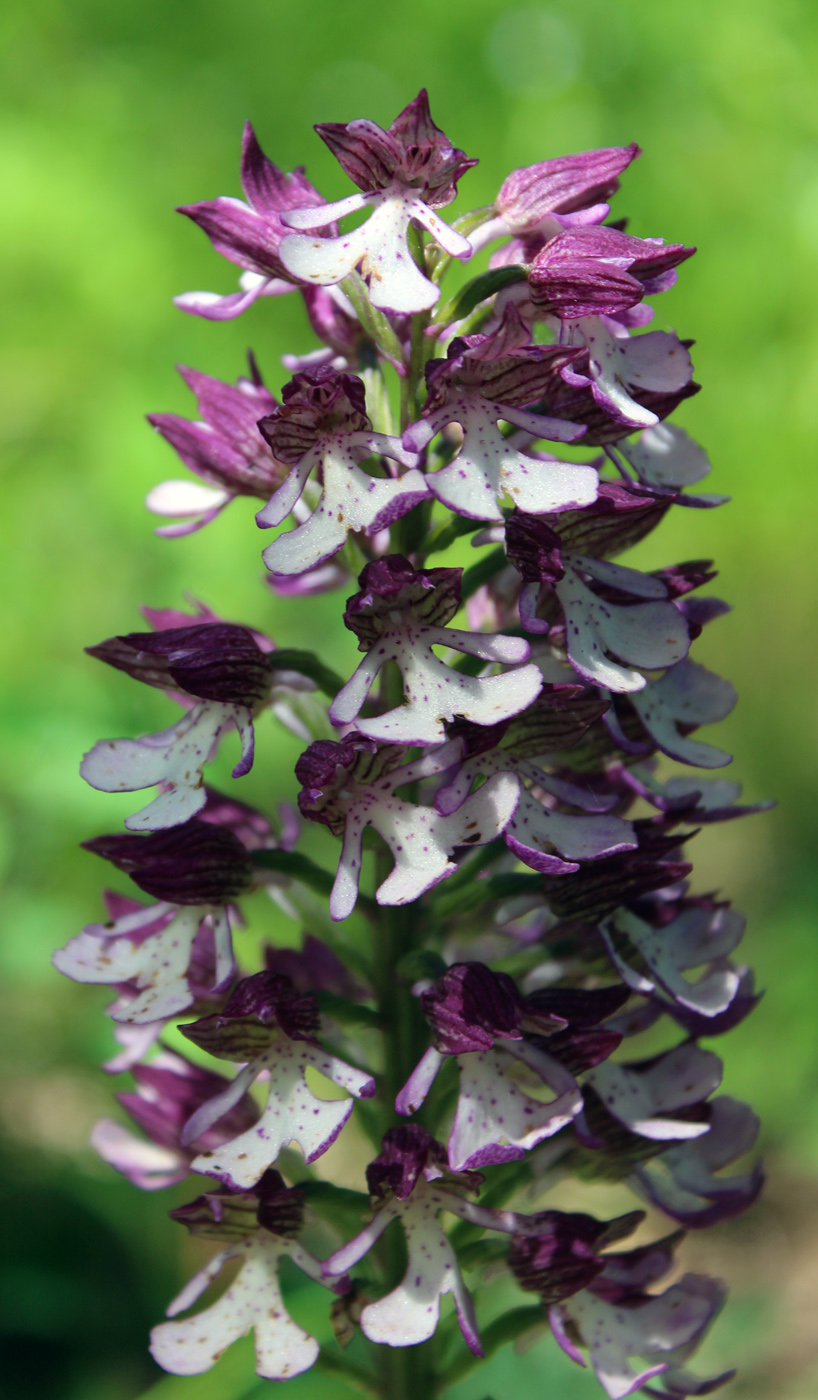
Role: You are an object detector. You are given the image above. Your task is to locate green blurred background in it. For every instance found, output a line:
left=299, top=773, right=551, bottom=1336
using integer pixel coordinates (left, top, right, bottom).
left=2, top=0, right=818, bottom=1395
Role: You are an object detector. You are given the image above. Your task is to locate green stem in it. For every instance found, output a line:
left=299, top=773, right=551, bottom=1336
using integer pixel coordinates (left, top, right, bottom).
left=369, top=854, right=437, bottom=1397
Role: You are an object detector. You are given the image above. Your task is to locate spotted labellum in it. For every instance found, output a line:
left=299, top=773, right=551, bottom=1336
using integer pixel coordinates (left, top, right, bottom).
left=59, top=90, right=768, bottom=1399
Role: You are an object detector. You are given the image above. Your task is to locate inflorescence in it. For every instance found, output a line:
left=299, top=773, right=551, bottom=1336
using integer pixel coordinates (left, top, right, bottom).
left=57, top=91, right=769, bottom=1397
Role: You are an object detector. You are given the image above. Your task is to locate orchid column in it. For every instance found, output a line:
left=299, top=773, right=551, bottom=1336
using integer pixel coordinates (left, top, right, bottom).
left=58, top=90, right=768, bottom=1400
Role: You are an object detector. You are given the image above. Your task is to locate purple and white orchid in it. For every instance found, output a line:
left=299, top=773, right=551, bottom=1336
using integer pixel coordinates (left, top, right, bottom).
left=329, top=555, right=543, bottom=744
left=296, top=735, right=520, bottom=919
left=151, top=1171, right=346, bottom=1380
left=61, top=99, right=767, bottom=1399
left=177, top=972, right=375, bottom=1188
left=255, top=366, right=428, bottom=574
left=323, top=1126, right=522, bottom=1352
left=403, top=305, right=597, bottom=520
left=53, top=821, right=249, bottom=1021
left=278, top=91, right=477, bottom=314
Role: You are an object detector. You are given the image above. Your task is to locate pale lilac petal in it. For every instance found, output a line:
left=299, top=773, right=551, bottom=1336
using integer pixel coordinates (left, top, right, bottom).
left=328, top=650, right=384, bottom=726
left=556, top=565, right=689, bottom=692
left=559, top=1276, right=722, bottom=1400
left=146, top=480, right=231, bottom=517
left=173, top=282, right=272, bottom=320
left=329, top=820, right=366, bottom=923
left=282, top=191, right=444, bottom=314
left=578, top=555, right=668, bottom=599
left=560, top=1291, right=669, bottom=1399
left=56, top=907, right=213, bottom=1024
left=279, top=221, right=370, bottom=289
left=324, top=1209, right=393, bottom=1277
left=81, top=702, right=248, bottom=833
left=631, top=661, right=736, bottom=767
left=91, top=1119, right=186, bottom=1190
left=620, top=424, right=711, bottom=489
left=360, top=1190, right=479, bottom=1350
left=498, top=404, right=586, bottom=442
left=150, top=1238, right=320, bottom=1381
left=587, top=1046, right=722, bottom=1142
left=506, top=797, right=635, bottom=871
left=281, top=192, right=370, bottom=228
left=550, top=1303, right=587, bottom=1366
left=409, top=198, right=472, bottom=259
left=427, top=398, right=598, bottom=521
left=262, top=449, right=428, bottom=575
left=181, top=1061, right=260, bottom=1147
left=604, top=907, right=744, bottom=1016
left=396, top=1046, right=445, bottom=1115
left=350, top=635, right=543, bottom=746
left=255, top=447, right=318, bottom=528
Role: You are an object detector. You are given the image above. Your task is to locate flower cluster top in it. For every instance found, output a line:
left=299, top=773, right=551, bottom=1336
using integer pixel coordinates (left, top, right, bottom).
left=59, top=90, right=768, bottom=1400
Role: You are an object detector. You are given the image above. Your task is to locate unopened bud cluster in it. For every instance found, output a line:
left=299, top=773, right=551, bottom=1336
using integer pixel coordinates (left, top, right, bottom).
left=57, top=91, right=769, bottom=1396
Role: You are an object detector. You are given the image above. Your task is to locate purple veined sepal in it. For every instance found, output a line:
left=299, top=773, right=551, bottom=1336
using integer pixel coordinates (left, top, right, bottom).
left=401, top=304, right=596, bottom=523
left=550, top=1229, right=733, bottom=1400
left=322, top=1125, right=521, bottom=1354
left=528, top=227, right=695, bottom=324
left=627, top=1095, right=764, bottom=1229
left=91, top=1048, right=261, bottom=1191
left=254, top=366, right=428, bottom=576
left=175, top=971, right=376, bottom=1189
left=396, top=963, right=591, bottom=1169
left=146, top=360, right=289, bottom=536
left=264, top=932, right=370, bottom=1001
left=278, top=90, right=477, bottom=314
left=174, top=122, right=337, bottom=321
left=329, top=554, right=543, bottom=744
left=295, top=735, right=521, bottom=920
left=150, top=1170, right=346, bottom=1381
left=52, top=820, right=252, bottom=1022
left=469, top=143, right=641, bottom=264
left=493, top=145, right=641, bottom=237
left=508, top=1206, right=646, bottom=1305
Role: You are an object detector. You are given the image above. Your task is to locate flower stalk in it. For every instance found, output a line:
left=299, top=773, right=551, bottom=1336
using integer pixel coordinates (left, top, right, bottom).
left=58, top=89, right=769, bottom=1399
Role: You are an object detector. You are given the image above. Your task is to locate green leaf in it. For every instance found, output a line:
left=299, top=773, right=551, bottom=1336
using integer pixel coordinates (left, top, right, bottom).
left=430, top=870, right=542, bottom=921
left=460, top=547, right=508, bottom=600
left=315, top=989, right=385, bottom=1029
left=300, top=1180, right=372, bottom=1233
left=268, top=650, right=345, bottom=698
left=456, top=1237, right=510, bottom=1271
left=340, top=270, right=405, bottom=364
left=395, top=948, right=448, bottom=983
left=432, top=266, right=527, bottom=325
left=251, top=851, right=377, bottom=918
left=418, top=515, right=484, bottom=559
